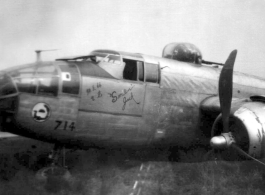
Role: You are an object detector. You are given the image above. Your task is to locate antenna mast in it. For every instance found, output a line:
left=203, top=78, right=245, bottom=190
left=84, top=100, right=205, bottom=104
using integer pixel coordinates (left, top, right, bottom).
left=35, top=49, right=58, bottom=62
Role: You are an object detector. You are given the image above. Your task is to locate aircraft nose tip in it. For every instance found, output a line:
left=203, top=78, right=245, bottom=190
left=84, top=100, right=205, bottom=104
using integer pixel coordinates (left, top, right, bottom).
left=0, top=73, right=19, bottom=116
left=210, top=135, right=227, bottom=149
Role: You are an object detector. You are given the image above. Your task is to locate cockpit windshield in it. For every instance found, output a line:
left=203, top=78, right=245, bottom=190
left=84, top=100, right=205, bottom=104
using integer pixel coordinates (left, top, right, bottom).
left=89, top=52, right=124, bottom=79
left=94, top=54, right=121, bottom=65
left=68, top=53, right=122, bottom=65
left=56, top=50, right=145, bottom=81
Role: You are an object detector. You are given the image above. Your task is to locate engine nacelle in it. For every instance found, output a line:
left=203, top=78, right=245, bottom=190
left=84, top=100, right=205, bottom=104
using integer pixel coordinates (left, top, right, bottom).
left=212, top=101, right=265, bottom=158
left=162, top=43, right=202, bottom=65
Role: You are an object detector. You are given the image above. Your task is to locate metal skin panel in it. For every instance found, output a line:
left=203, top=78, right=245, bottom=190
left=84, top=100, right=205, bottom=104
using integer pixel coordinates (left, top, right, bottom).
left=76, top=76, right=153, bottom=146
left=14, top=93, right=79, bottom=143
left=143, top=84, right=162, bottom=144
left=156, top=88, right=209, bottom=146
left=155, top=55, right=265, bottom=95
left=76, top=77, right=162, bottom=146
left=76, top=112, right=147, bottom=147
left=162, top=72, right=217, bottom=95
left=157, top=104, right=198, bottom=146
left=80, top=77, right=145, bottom=116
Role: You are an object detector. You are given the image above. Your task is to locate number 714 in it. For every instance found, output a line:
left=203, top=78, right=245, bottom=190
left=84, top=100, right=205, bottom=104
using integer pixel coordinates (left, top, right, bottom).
left=54, top=120, right=75, bottom=131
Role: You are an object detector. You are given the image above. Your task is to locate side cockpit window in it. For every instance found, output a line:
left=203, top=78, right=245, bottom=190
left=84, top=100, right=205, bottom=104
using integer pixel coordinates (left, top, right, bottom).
left=123, top=60, right=161, bottom=84
left=144, top=63, right=160, bottom=84
left=123, top=59, right=144, bottom=81
left=88, top=51, right=159, bottom=84
left=59, top=64, right=80, bottom=95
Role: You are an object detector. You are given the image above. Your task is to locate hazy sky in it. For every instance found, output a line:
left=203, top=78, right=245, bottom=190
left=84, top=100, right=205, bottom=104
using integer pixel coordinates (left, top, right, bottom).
left=1, top=0, right=265, bottom=77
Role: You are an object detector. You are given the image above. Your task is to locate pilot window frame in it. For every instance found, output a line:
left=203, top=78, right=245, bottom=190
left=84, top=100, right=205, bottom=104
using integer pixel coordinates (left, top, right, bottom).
left=58, top=63, right=81, bottom=96
left=96, top=54, right=124, bottom=79
left=122, top=58, right=144, bottom=82
left=10, top=67, right=37, bottom=94
left=36, top=65, right=59, bottom=96
left=144, top=62, right=161, bottom=84
left=98, top=54, right=121, bottom=65
left=9, top=64, right=59, bottom=96
left=122, top=59, right=161, bottom=84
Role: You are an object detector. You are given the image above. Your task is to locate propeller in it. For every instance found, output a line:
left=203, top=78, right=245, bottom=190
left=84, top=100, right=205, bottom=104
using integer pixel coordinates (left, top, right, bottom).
left=209, top=50, right=265, bottom=166
left=206, top=50, right=237, bottom=161
left=210, top=50, right=237, bottom=149
left=219, top=50, right=237, bottom=133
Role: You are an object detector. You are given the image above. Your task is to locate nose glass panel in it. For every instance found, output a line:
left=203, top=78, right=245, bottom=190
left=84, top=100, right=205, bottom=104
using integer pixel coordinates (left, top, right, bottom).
left=0, top=74, right=18, bottom=113
left=7, top=65, right=59, bottom=96
left=0, top=74, right=18, bottom=98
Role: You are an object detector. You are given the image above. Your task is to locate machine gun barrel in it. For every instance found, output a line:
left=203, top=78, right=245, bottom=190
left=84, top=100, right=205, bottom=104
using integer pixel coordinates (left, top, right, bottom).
left=202, top=60, right=224, bottom=66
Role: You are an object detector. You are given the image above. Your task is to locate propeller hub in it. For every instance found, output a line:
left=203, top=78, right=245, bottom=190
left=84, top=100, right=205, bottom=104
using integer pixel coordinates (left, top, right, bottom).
left=210, top=132, right=236, bottom=149
left=210, top=136, right=227, bottom=149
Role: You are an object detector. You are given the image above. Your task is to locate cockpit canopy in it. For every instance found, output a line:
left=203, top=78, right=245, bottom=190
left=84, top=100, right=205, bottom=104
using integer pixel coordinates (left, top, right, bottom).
left=56, top=49, right=160, bottom=84
left=0, top=49, right=161, bottom=99
left=162, top=43, right=202, bottom=65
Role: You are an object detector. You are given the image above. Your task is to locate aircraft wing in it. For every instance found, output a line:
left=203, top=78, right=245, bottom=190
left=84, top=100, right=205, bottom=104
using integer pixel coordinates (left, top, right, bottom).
left=200, top=96, right=248, bottom=114
left=200, top=96, right=221, bottom=113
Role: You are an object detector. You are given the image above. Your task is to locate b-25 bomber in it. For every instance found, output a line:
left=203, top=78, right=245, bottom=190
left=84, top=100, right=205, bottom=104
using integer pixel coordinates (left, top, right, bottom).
left=1, top=42, right=265, bottom=172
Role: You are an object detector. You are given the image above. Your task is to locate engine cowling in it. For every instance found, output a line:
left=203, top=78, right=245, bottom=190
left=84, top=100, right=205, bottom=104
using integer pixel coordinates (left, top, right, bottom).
left=211, top=101, right=265, bottom=158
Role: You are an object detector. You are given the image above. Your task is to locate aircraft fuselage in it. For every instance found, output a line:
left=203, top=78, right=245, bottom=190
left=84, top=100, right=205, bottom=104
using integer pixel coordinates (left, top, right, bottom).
left=1, top=50, right=265, bottom=149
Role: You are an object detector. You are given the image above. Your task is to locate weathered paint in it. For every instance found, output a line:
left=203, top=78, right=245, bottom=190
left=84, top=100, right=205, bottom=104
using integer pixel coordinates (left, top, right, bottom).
left=79, top=77, right=145, bottom=116
left=14, top=93, right=79, bottom=143
left=143, top=54, right=265, bottom=147
left=2, top=48, right=265, bottom=150
left=233, top=102, right=265, bottom=158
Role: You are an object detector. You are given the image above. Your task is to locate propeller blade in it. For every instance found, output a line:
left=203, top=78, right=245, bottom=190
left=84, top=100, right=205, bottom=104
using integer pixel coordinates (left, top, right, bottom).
left=219, top=50, right=237, bottom=133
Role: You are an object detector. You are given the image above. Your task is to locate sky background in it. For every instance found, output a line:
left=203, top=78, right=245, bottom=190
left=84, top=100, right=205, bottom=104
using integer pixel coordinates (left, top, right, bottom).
left=1, top=0, right=265, bottom=77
